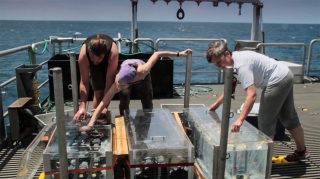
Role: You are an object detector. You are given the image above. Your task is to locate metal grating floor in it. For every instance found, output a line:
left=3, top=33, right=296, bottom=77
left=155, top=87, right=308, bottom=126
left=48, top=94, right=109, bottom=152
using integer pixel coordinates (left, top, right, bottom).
left=0, top=144, right=25, bottom=178
left=1, top=127, right=320, bottom=178
left=271, top=121, right=320, bottom=178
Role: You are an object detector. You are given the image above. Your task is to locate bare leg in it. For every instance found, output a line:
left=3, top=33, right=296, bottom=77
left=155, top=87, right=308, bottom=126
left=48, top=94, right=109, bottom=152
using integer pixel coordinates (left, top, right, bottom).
left=288, top=125, right=306, bottom=151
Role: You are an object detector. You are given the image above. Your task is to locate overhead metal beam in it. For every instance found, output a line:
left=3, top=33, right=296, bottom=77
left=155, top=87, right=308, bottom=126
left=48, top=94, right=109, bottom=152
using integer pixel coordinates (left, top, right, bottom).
left=132, top=0, right=263, bottom=42
left=149, top=0, right=263, bottom=6
left=131, top=0, right=138, bottom=52
left=251, top=3, right=263, bottom=41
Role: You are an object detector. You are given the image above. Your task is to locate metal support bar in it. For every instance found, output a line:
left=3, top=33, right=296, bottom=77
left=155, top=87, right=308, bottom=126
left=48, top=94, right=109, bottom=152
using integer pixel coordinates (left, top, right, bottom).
left=134, top=38, right=155, bottom=52
left=51, top=67, right=68, bottom=179
left=38, top=79, right=49, bottom=89
left=49, top=36, right=57, bottom=56
left=184, top=52, right=192, bottom=108
left=155, top=38, right=226, bottom=85
left=153, top=0, right=262, bottom=4
left=117, top=33, right=122, bottom=53
left=0, top=41, right=47, bottom=57
left=0, top=77, right=16, bottom=89
left=28, top=47, right=36, bottom=64
left=265, top=142, right=273, bottom=179
left=131, top=0, right=138, bottom=52
left=217, top=66, right=233, bottom=179
left=0, top=77, right=17, bottom=140
left=251, top=4, right=263, bottom=41
left=0, top=87, right=5, bottom=140
left=155, top=38, right=226, bottom=50
left=69, top=52, right=79, bottom=114
left=58, top=42, right=62, bottom=54
left=307, top=39, right=320, bottom=76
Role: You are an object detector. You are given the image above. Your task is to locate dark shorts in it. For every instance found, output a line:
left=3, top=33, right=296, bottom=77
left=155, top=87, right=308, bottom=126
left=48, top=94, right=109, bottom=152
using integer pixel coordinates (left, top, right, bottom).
left=119, top=74, right=153, bottom=115
left=89, top=65, right=107, bottom=90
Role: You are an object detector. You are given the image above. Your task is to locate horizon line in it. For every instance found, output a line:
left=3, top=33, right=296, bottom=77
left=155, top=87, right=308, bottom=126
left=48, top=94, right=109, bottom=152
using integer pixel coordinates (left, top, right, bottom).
left=0, top=19, right=319, bottom=25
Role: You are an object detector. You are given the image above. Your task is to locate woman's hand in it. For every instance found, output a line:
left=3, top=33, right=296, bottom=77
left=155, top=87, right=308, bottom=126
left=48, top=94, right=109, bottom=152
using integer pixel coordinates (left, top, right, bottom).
left=230, top=118, right=243, bottom=132
left=179, top=48, right=192, bottom=57
left=208, top=103, right=218, bottom=111
left=73, top=107, right=87, bottom=121
left=79, top=124, right=93, bottom=133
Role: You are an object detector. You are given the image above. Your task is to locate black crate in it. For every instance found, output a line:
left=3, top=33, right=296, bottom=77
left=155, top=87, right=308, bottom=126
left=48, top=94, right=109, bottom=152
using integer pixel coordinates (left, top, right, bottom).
left=246, top=116, right=286, bottom=141
left=48, top=54, right=85, bottom=101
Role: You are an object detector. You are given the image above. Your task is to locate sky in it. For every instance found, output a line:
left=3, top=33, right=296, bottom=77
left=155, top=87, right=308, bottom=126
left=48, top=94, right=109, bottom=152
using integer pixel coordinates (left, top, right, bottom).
left=0, top=0, right=319, bottom=24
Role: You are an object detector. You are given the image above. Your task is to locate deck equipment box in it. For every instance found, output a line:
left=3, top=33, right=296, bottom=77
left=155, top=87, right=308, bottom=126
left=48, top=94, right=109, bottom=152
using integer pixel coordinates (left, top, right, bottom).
left=183, top=106, right=273, bottom=179
left=48, top=54, right=82, bottom=101
left=279, top=61, right=303, bottom=83
left=124, top=108, right=194, bottom=179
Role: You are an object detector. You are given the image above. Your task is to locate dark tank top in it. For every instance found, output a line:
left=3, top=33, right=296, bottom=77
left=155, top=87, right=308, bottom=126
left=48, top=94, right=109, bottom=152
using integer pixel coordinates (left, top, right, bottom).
left=83, top=34, right=115, bottom=90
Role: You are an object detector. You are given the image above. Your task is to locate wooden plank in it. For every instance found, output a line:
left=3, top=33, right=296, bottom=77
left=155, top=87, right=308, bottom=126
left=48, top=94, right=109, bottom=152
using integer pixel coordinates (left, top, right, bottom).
left=113, top=116, right=129, bottom=155
left=172, top=112, right=193, bottom=137
left=40, top=135, right=49, bottom=143
left=8, top=98, right=31, bottom=140
left=194, top=162, right=206, bottom=179
left=172, top=112, right=185, bottom=131
left=112, top=121, right=116, bottom=155
left=173, top=112, right=206, bottom=178
left=8, top=97, right=32, bottom=108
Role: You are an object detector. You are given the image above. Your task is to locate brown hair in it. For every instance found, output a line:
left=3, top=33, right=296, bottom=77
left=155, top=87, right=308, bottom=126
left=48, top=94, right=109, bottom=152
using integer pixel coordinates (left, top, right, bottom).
left=88, top=34, right=108, bottom=56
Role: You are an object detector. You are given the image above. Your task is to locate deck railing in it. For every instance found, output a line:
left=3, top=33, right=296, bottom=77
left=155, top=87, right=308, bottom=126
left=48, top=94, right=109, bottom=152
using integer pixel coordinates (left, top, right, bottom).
left=0, top=37, right=223, bottom=140
left=155, top=38, right=226, bottom=83
left=0, top=41, right=47, bottom=140
left=307, top=39, right=320, bottom=76
left=154, top=38, right=226, bottom=107
left=0, top=37, right=319, bottom=141
left=256, top=42, right=307, bottom=72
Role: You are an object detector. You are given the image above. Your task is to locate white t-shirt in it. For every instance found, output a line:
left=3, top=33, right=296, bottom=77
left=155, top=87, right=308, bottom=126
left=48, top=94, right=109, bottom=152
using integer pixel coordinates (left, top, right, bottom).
left=232, top=51, right=289, bottom=89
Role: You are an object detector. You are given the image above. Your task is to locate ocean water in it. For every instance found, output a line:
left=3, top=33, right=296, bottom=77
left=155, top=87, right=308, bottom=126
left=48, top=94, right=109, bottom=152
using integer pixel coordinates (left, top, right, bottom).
left=1, top=20, right=320, bottom=110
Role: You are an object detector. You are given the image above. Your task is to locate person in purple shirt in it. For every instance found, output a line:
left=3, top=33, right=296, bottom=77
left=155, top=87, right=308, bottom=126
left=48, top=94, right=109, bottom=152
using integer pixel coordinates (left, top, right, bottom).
left=118, top=59, right=153, bottom=116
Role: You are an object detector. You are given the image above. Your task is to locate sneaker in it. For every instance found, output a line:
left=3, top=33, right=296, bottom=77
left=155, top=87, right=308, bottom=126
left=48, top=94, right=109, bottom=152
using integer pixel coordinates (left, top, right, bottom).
left=285, top=148, right=310, bottom=162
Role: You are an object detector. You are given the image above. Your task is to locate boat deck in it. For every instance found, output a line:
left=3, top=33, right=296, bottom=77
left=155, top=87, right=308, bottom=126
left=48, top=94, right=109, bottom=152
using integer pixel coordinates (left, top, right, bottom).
left=107, top=82, right=320, bottom=178
left=1, top=82, right=320, bottom=178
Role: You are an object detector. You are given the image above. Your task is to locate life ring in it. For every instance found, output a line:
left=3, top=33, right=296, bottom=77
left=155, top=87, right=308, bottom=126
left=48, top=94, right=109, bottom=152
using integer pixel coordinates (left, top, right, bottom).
left=176, top=7, right=185, bottom=20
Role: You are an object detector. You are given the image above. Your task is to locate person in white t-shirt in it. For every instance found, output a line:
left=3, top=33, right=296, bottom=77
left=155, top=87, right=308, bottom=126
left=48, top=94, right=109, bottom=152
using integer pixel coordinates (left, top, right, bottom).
left=206, top=40, right=308, bottom=162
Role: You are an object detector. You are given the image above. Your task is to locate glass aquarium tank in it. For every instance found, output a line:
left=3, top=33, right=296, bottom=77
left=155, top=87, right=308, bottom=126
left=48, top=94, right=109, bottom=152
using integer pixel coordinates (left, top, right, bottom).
left=183, top=106, right=273, bottom=179
left=124, top=108, right=194, bottom=179
left=43, top=123, right=113, bottom=179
